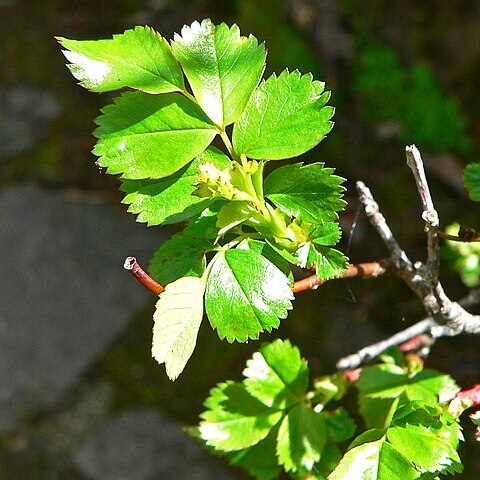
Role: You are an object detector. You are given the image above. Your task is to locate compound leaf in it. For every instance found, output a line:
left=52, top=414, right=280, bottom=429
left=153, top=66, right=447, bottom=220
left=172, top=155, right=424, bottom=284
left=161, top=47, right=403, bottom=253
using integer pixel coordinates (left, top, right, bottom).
left=233, top=70, right=334, bottom=160
left=205, top=249, right=294, bottom=342
left=243, top=339, right=309, bottom=409
left=121, top=147, right=230, bottom=226
left=58, top=26, right=185, bottom=94
left=93, top=92, right=217, bottom=179
left=264, top=163, right=345, bottom=223
left=152, top=276, right=206, bottom=380
left=172, top=19, right=266, bottom=127
left=149, top=233, right=213, bottom=286
left=199, top=381, right=283, bottom=451
left=464, top=162, right=480, bottom=201
left=315, top=247, right=348, bottom=280
left=277, top=404, right=327, bottom=472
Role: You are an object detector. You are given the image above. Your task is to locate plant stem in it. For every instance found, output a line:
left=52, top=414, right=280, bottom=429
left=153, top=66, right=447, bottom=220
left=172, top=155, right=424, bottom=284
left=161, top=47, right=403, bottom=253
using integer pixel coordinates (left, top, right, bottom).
left=124, top=257, right=164, bottom=295
left=220, top=130, right=240, bottom=161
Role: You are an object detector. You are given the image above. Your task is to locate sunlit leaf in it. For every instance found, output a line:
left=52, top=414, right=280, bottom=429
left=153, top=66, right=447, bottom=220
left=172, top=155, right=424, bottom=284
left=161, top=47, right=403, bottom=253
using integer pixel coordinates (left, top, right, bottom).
left=205, top=249, right=294, bottom=342
left=172, top=19, right=266, bottom=127
left=58, top=26, right=185, bottom=94
left=93, top=92, right=218, bottom=179
left=199, top=381, right=283, bottom=451
left=243, top=339, right=309, bottom=408
left=121, top=147, right=231, bottom=226
left=152, top=276, right=206, bottom=380
left=277, top=404, right=327, bottom=472
left=233, top=70, right=333, bottom=160
left=264, top=163, right=345, bottom=223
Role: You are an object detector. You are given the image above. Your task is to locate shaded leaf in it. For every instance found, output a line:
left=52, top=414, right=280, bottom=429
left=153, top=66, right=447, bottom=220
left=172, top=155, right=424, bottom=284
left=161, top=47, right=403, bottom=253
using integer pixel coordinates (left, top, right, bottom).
left=205, top=249, right=294, bottom=342
left=243, top=339, right=308, bottom=408
left=199, top=381, right=283, bottom=451
left=233, top=70, right=334, bottom=160
left=277, top=404, right=327, bottom=472
left=463, top=162, right=480, bottom=201
left=172, top=19, right=266, bottom=127
left=228, top=425, right=282, bottom=480
left=149, top=233, right=213, bottom=286
left=93, top=92, right=217, bottom=179
left=121, top=147, right=231, bottom=226
left=58, top=26, right=185, bottom=93
left=264, top=163, right=345, bottom=223
left=152, top=276, right=206, bottom=380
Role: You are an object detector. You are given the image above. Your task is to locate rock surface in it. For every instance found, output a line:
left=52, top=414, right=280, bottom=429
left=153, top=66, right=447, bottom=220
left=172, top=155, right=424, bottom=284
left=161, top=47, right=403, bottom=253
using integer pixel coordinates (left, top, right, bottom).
left=0, top=185, right=162, bottom=430
left=74, top=409, right=233, bottom=480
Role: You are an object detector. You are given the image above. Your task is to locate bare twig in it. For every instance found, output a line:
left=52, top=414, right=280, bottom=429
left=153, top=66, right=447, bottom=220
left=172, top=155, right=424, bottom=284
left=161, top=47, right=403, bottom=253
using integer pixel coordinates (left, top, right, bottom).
left=356, top=181, right=411, bottom=269
left=406, top=144, right=440, bottom=273
left=124, top=257, right=164, bottom=295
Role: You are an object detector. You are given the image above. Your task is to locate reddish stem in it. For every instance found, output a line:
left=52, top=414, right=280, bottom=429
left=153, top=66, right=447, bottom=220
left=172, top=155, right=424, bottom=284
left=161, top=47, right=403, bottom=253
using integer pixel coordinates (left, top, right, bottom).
left=438, top=227, right=480, bottom=242
left=124, top=257, right=164, bottom=295
left=291, top=259, right=395, bottom=293
left=456, top=384, right=480, bottom=409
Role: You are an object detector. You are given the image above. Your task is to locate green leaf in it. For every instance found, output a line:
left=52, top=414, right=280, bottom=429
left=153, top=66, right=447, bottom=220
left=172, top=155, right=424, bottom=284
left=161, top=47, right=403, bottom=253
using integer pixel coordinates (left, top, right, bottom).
left=243, top=339, right=309, bottom=409
left=328, top=434, right=419, bottom=480
left=277, top=404, right=327, bottom=472
left=184, top=204, right=225, bottom=239
left=172, top=19, right=266, bottom=127
left=294, top=242, right=318, bottom=269
left=324, top=408, right=357, bottom=443
left=237, top=238, right=293, bottom=281
left=216, top=201, right=258, bottom=235
left=121, top=147, right=231, bottom=226
left=310, top=222, right=342, bottom=246
left=199, top=381, right=283, bottom=451
left=205, top=249, right=294, bottom=342
left=229, top=426, right=282, bottom=480
left=357, top=363, right=459, bottom=428
left=152, top=276, right=206, bottom=380
left=93, top=92, right=218, bottom=179
left=315, top=247, right=348, bottom=280
left=233, top=70, right=334, bottom=160
left=264, top=163, right=345, bottom=223
left=464, top=162, right=480, bottom=201
left=58, top=26, right=185, bottom=94
left=148, top=233, right=213, bottom=286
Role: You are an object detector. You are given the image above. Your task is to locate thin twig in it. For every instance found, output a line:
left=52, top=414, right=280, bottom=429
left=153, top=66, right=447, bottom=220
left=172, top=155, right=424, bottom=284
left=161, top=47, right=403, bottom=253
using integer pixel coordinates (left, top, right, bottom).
left=337, top=289, right=480, bottom=370
left=356, top=181, right=411, bottom=269
left=291, top=259, right=395, bottom=293
left=405, top=145, right=440, bottom=273
left=124, top=257, right=164, bottom=295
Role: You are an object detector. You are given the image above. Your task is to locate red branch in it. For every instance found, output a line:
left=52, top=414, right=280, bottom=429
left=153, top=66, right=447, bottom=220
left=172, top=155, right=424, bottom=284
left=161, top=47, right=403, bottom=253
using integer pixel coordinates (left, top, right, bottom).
left=124, top=257, right=164, bottom=295
left=438, top=226, right=480, bottom=243
left=124, top=257, right=395, bottom=296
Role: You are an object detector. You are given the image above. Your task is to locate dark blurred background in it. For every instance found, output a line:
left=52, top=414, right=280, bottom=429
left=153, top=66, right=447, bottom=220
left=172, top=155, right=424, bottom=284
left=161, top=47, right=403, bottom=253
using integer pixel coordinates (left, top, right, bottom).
left=1, top=0, right=479, bottom=478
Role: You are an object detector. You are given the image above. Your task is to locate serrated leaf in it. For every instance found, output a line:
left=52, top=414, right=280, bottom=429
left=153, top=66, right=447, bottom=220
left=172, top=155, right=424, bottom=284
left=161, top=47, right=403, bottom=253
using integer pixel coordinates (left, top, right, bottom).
left=149, top=233, right=213, bottom=285
left=328, top=434, right=418, bottom=480
left=121, top=147, right=231, bottom=226
left=233, top=70, right=334, bottom=160
left=464, top=162, right=480, bottom=201
left=324, top=408, right=357, bottom=443
left=295, top=242, right=318, bottom=269
left=229, top=425, right=282, bottom=480
left=277, top=404, right=327, bottom=472
left=357, top=363, right=459, bottom=428
left=216, top=201, right=258, bottom=235
left=152, top=276, right=206, bottom=380
left=315, top=247, right=348, bottom=280
left=172, top=19, right=266, bottom=127
left=264, top=163, right=345, bottom=223
left=58, top=26, right=185, bottom=94
left=199, top=381, right=283, bottom=451
left=205, top=249, right=294, bottom=342
left=311, top=222, right=342, bottom=246
left=93, top=92, right=218, bottom=179
left=243, top=339, right=309, bottom=408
